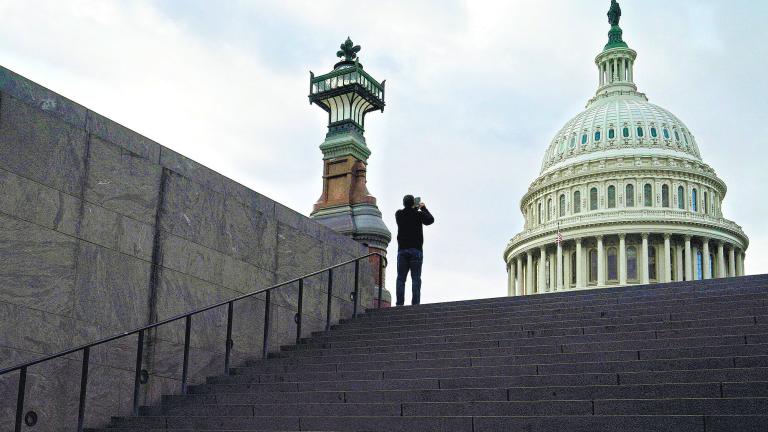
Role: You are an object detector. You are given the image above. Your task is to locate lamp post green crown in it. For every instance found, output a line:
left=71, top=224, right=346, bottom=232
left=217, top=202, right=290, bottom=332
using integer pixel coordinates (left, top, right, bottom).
left=605, top=0, right=628, bottom=50
left=337, top=37, right=361, bottom=62
left=309, top=38, right=386, bottom=161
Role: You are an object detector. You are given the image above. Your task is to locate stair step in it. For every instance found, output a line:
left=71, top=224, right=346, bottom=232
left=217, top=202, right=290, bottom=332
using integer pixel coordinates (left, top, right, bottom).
left=92, top=277, right=768, bottom=431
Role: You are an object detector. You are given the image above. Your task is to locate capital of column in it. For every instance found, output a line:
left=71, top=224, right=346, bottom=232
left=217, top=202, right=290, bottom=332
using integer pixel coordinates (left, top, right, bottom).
left=684, top=235, right=692, bottom=242
left=641, top=232, right=649, bottom=240
left=663, top=233, right=671, bottom=240
left=596, top=235, right=604, bottom=241
left=575, top=237, right=582, bottom=245
left=618, top=233, right=626, bottom=240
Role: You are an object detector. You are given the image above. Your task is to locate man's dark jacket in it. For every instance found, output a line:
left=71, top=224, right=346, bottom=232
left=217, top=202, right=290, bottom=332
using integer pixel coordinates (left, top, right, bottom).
left=395, top=206, right=435, bottom=251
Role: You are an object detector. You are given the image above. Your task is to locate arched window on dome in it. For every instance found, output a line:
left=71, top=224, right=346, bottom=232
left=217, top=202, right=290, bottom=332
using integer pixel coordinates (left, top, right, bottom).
left=696, top=250, right=703, bottom=280
left=636, top=127, right=644, bottom=138
left=547, top=199, right=552, bottom=221
left=607, top=247, right=618, bottom=282
left=569, top=136, right=576, bottom=149
left=608, top=128, right=615, bottom=139
left=559, top=194, right=566, bottom=217
left=590, top=188, right=598, bottom=210
left=573, top=191, right=581, bottom=214
left=594, top=131, right=602, bottom=142
left=662, top=185, right=670, bottom=207
left=675, top=130, right=681, bottom=142
left=683, top=132, right=690, bottom=145
left=650, top=127, right=658, bottom=138
left=644, top=184, right=653, bottom=207
left=622, top=127, right=630, bottom=138
left=608, top=185, right=616, bottom=208
left=559, top=140, right=566, bottom=153
left=589, top=249, right=598, bottom=284
left=677, top=186, right=685, bottom=209
left=581, top=134, right=588, bottom=145
left=627, top=246, right=638, bottom=281
left=538, top=202, right=543, bottom=224
left=703, top=192, right=709, bottom=215
left=692, top=189, right=698, bottom=212
left=648, top=246, right=657, bottom=280
left=663, top=128, right=671, bottom=140
left=626, top=184, right=635, bottom=207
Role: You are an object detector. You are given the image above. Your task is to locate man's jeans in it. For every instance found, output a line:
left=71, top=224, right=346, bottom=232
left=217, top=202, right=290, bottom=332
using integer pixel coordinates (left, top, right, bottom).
left=396, top=248, right=423, bottom=306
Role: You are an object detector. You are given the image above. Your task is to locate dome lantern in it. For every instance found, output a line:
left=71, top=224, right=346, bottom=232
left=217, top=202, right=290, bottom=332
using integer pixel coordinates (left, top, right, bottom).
left=591, top=0, right=641, bottom=107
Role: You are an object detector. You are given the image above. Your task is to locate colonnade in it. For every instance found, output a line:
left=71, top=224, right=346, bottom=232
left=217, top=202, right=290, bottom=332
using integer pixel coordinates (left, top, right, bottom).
left=507, top=233, right=746, bottom=296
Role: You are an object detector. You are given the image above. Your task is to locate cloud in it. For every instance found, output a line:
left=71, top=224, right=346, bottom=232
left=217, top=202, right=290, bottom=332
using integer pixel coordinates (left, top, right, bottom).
left=0, top=0, right=765, bottom=303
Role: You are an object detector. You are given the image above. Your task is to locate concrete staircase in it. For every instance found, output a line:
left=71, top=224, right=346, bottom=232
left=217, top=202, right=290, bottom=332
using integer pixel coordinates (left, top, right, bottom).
left=92, top=274, right=768, bottom=431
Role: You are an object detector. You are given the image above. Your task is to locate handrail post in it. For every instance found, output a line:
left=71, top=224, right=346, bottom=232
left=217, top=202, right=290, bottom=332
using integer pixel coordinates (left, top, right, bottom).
left=181, top=316, right=191, bottom=393
left=224, top=302, right=233, bottom=375
left=132, top=330, right=144, bottom=416
left=352, top=260, right=360, bottom=317
left=377, top=255, right=384, bottom=308
left=77, top=347, right=90, bottom=432
left=262, top=291, right=271, bottom=358
left=325, top=268, right=333, bottom=331
left=14, top=366, right=26, bottom=432
left=296, top=279, right=304, bottom=345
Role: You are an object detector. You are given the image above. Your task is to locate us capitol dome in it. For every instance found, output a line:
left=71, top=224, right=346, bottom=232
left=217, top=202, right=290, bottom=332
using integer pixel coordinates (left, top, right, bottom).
left=503, top=0, right=748, bottom=296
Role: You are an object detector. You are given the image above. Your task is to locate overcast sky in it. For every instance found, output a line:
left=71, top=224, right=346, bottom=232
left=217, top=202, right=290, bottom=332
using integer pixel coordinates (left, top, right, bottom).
left=0, top=0, right=766, bottom=304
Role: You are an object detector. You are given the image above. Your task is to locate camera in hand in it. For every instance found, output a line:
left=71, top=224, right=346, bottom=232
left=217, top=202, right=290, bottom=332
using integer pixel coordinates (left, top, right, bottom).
left=413, top=197, right=421, bottom=208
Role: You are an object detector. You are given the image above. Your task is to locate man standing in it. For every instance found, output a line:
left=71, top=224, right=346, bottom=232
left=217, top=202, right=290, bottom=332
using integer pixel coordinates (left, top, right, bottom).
left=395, top=195, right=435, bottom=306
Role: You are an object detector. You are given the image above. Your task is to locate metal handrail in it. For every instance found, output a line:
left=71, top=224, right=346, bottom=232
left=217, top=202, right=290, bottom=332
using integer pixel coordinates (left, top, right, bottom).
left=1, top=251, right=387, bottom=432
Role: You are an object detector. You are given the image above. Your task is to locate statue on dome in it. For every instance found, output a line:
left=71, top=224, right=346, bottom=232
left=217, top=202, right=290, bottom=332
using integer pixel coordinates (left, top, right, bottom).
left=608, top=0, right=622, bottom=26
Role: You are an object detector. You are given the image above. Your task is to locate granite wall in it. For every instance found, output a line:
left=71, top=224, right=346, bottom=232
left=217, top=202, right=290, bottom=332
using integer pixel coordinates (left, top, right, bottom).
left=0, top=66, right=376, bottom=431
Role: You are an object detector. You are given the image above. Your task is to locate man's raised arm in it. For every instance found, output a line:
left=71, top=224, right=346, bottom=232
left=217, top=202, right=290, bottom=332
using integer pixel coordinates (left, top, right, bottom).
left=419, top=204, right=435, bottom=226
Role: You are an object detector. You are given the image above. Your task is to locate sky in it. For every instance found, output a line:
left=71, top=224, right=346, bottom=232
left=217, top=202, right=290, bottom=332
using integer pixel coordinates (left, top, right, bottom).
left=0, top=0, right=766, bottom=304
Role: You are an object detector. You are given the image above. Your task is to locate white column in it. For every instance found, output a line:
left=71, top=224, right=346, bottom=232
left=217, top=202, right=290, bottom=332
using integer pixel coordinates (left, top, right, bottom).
left=741, top=252, right=746, bottom=276
left=663, top=234, right=672, bottom=283
left=675, top=243, right=684, bottom=282
left=597, top=236, right=605, bottom=287
left=517, top=258, right=524, bottom=295
left=576, top=238, right=584, bottom=289
left=728, top=247, right=736, bottom=277
left=717, top=242, right=726, bottom=279
left=702, top=238, right=711, bottom=280
left=538, top=246, right=547, bottom=294
left=684, top=236, right=693, bottom=281
left=736, top=251, right=744, bottom=277
left=526, top=251, right=534, bottom=295
left=619, top=234, right=627, bottom=286
left=641, top=233, right=650, bottom=284
left=557, top=242, right=564, bottom=290
left=600, top=63, right=604, bottom=86
left=507, top=260, right=516, bottom=296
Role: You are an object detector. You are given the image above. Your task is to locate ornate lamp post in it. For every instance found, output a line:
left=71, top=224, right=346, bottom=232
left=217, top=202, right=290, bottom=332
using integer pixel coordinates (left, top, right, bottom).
left=309, top=38, right=392, bottom=307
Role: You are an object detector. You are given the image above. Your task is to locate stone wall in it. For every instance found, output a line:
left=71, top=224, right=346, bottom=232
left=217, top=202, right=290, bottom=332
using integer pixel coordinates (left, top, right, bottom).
left=0, top=66, right=376, bottom=431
